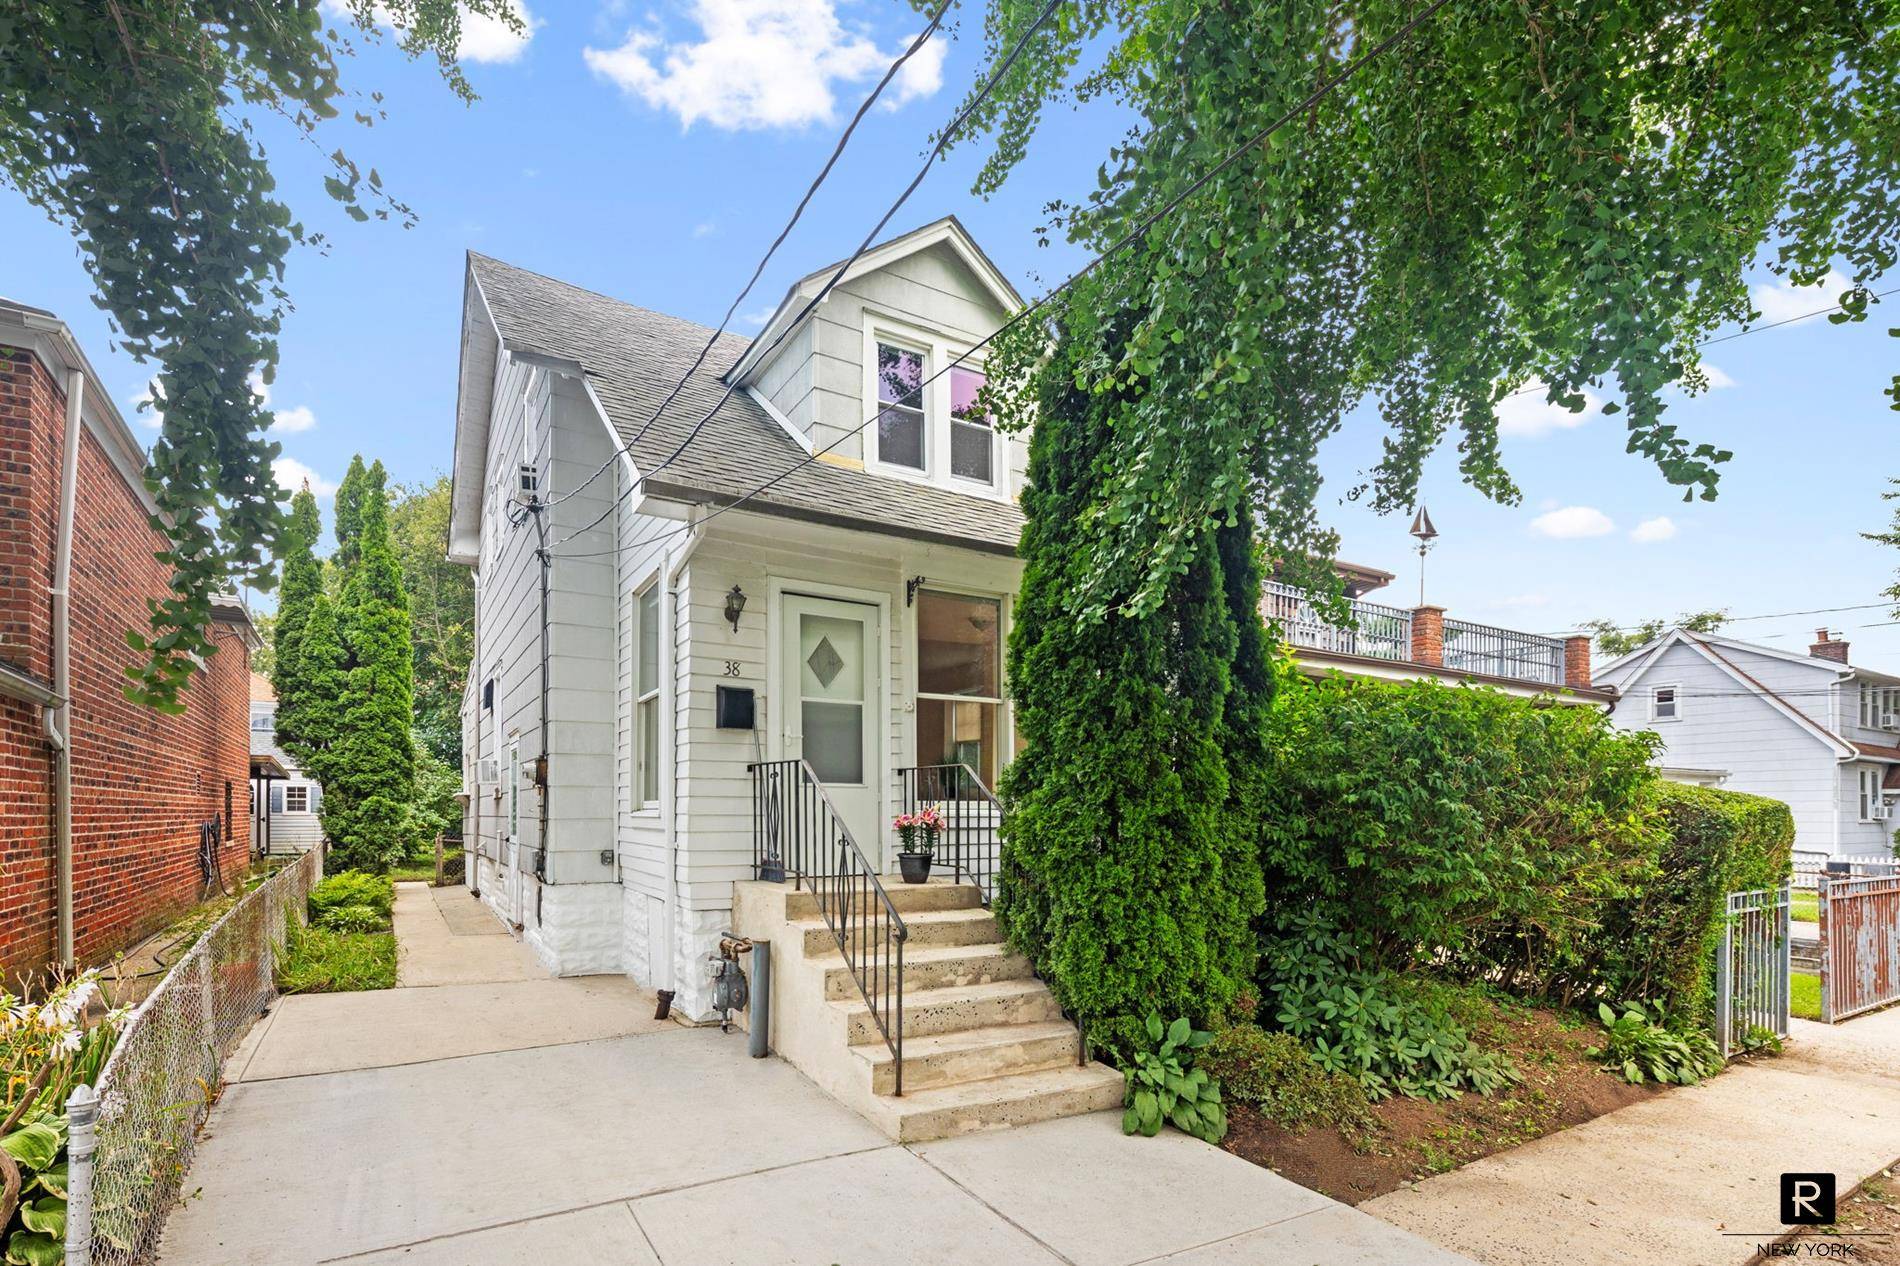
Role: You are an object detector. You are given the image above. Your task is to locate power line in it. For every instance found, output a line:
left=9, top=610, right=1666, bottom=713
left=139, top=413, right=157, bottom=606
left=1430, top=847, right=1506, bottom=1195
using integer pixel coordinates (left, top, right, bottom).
left=1561, top=601, right=1897, bottom=638
left=542, top=0, right=956, bottom=512
left=547, top=0, right=1461, bottom=561
left=1506, top=286, right=1900, bottom=400
left=545, top=0, right=1064, bottom=539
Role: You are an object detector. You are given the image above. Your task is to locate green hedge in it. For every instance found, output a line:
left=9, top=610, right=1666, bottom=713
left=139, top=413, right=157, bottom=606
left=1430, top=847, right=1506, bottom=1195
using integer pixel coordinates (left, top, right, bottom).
left=1575, top=782, right=1794, bottom=1020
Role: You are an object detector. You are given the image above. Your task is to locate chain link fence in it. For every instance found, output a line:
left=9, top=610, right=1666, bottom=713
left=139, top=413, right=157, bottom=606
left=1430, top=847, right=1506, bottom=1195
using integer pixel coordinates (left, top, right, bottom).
left=66, top=847, right=323, bottom=1265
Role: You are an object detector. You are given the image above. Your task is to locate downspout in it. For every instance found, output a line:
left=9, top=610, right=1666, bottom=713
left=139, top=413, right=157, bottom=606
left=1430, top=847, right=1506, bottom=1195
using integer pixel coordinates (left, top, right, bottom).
left=52, top=367, right=82, bottom=972
left=659, top=507, right=706, bottom=993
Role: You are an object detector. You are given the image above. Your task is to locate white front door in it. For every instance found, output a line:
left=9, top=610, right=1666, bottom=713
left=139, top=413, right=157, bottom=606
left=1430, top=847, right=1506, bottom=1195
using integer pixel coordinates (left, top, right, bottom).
left=781, top=592, right=882, bottom=871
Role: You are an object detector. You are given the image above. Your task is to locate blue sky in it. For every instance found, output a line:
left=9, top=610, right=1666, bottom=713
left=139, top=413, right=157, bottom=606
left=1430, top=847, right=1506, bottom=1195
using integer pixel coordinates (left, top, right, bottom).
left=5, top=3, right=1898, bottom=664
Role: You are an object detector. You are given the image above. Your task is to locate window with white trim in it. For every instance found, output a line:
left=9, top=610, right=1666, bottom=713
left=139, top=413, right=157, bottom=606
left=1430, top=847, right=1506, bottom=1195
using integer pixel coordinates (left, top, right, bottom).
left=865, top=320, right=1002, bottom=493
left=1651, top=684, right=1679, bottom=721
left=873, top=341, right=927, bottom=471
left=635, top=584, right=661, bottom=806
left=1860, top=683, right=1899, bottom=730
left=916, top=590, right=1004, bottom=789
left=284, top=785, right=310, bottom=814
left=1859, top=766, right=1888, bottom=821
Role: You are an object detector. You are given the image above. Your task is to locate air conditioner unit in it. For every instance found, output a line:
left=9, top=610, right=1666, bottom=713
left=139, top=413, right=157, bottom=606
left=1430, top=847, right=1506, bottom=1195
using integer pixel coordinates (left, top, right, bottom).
left=1882, top=711, right=1899, bottom=730
left=1874, top=799, right=1892, bottom=821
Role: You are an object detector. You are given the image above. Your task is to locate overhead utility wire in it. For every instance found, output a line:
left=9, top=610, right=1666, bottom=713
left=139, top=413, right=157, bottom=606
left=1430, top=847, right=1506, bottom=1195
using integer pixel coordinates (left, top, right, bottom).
left=1559, top=601, right=1896, bottom=637
left=542, top=0, right=957, bottom=511
left=548, top=0, right=1460, bottom=560
left=546, top=0, right=1062, bottom=533
left=1507, top=286, right=1900, bottom=399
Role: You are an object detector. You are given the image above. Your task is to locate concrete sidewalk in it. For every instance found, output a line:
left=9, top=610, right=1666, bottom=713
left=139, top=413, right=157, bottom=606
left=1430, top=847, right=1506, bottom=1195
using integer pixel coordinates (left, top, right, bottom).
left=158, top=883, right=1469, bottom=1266
left=1366, top=1008, right=1900, bottom=1266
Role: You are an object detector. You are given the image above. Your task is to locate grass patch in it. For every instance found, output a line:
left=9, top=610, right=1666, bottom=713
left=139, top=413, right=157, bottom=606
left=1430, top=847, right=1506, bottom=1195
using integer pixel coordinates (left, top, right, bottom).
left=1792, top=971, right=1822, bottom=1021
left=1792, top=890, right=1817, bottom=922
left=276, top=924, right=397, bottom=993
left=388, top=849, right=462, bottom=884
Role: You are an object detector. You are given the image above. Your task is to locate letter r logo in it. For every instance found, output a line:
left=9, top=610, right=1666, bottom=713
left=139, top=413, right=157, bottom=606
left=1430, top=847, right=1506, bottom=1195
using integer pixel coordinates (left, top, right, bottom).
left=1780, top=1173, right=1835, bottom=1225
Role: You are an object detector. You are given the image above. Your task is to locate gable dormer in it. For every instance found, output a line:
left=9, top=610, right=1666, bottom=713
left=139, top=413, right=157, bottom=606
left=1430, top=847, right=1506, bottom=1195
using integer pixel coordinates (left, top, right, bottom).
left=728, top=217, right=1025, bottom=501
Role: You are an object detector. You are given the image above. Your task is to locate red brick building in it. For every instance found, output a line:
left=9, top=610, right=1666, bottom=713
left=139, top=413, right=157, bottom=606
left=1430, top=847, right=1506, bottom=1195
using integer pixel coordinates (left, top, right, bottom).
left=0, top=299, right=257, bottom=984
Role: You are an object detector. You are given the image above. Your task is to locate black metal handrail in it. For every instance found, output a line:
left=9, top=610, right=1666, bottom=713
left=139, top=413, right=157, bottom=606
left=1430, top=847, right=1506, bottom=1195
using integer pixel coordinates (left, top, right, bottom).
left=749, top=758, right=910, bottom=1092
left=896, top=763, right=1002, bottom=907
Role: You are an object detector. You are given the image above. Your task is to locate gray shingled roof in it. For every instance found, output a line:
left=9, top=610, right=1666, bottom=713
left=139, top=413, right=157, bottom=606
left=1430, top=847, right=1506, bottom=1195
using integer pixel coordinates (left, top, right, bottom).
left=467, top=253, right=1024, bottom=553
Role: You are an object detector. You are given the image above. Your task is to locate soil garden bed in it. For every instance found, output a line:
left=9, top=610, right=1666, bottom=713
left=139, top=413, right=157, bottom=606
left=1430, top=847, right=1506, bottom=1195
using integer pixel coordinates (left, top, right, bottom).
left=1221, top=1002, right=1662, bottom=1205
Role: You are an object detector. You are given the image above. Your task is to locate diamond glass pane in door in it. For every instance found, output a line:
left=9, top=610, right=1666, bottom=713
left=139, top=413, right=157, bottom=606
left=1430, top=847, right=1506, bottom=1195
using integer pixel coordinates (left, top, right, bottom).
left=800, top=613, right=865, bottom=784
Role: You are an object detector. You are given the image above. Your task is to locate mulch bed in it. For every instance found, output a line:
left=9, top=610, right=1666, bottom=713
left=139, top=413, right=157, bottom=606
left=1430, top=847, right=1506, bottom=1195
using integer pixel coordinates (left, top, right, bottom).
left=1220, top=1003, right=1661, bottom=1205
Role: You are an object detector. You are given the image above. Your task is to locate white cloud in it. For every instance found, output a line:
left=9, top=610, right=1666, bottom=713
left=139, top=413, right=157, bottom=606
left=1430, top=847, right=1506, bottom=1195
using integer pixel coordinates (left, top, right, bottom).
left=693, top=221, right=717, bottom=238
left=130, top=379, right=163, bottom=430
left=273, top=457, right=338, bottom=499
left=584, top=0, right=944, bottom=130
left=1698, top=362, right=1735, bottom=389
left=1530, top=505, right=1615, bottom=539
left=1629, top=516, right=1677, bottom=544
left=321, top=1, right=537, bottom=64
left=1751, top=268, right=1852, bottom=325
left=248, top=371, right=318, bottom=434
left=739, top=306, right=777, bottom=326
left=1496, top=380, right=1602, bottom=438
left=458, top=3, right=538, bottom=62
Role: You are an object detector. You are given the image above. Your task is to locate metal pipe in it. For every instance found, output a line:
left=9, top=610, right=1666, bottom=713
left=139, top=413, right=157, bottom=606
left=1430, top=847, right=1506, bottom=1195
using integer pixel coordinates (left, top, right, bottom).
left=748, top=941, right=770, bottom=1058
left=53, top=365, right=82, bottom=972
left=658, top=507, right=706, bottom=992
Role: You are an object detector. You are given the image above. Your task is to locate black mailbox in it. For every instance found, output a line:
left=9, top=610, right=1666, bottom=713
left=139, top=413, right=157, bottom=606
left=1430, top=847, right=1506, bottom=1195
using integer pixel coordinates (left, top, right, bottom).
left=715, top=685, right=755, bottom=730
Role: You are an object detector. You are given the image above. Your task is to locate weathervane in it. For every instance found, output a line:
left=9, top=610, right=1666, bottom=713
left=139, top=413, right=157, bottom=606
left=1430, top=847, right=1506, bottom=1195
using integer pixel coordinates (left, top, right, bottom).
left=1409, top=505, right=1438, bottom=606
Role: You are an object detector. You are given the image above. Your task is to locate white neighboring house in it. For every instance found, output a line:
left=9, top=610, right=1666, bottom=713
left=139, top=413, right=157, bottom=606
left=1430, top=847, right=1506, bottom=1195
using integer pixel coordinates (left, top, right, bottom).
left=249, top=671, right=324, bottom=855
left=447, top=218, right=1031, bottom=1018
left=1596, top=627, right=1900, bottom=859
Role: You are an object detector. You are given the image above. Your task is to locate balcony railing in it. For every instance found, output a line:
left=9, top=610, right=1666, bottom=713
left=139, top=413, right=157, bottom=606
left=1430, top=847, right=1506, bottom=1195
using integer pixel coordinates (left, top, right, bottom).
left=1262, top=581, right=1412, bottom=663
left=1442, top=618, right=1564, bottom=685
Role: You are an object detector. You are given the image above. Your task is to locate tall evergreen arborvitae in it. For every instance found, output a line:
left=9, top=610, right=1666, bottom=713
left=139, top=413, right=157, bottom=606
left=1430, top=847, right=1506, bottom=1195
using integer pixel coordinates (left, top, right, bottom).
left=270, top=486, right=323, bottom=761
left=323, top=467, right=416, bottom=871
left=996, top=320, right=1267, bottom=1054
left=297, top=591, right=348, bottom=789
left=332, top=455, right=370, bottom=573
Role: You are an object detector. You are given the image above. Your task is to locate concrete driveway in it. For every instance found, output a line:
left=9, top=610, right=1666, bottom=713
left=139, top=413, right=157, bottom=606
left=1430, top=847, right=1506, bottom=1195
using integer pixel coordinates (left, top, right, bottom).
left=1366, top=1008, right=1900, bottom=1266
left=159, top=885, right=1468, bottom=1266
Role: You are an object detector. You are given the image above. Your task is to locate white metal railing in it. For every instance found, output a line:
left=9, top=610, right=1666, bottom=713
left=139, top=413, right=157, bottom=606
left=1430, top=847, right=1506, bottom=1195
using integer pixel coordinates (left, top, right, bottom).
left=1714, top=885, right=1790, bottom=1057
left=1261, top=581, right=1412, bottom=663
left=65, top=848, right=323, bottom=1265
left=1442, top=618, right=1564, bottom=685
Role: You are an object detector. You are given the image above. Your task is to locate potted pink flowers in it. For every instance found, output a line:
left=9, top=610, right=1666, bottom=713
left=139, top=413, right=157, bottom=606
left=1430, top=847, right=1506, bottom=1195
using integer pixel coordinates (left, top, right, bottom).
left=893, top=806, right=945, bottom=883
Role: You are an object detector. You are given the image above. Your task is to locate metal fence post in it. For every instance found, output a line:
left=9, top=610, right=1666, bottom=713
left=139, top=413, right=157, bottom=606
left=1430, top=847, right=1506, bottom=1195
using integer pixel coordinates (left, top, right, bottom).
left=1818, top=874, right=1834, bottom=1024
left=1713, top=910, right=1733, bottom=1058
left=64, top=1083, right=97, bottom=1266
left=198, top=945, right=217, bottom=1081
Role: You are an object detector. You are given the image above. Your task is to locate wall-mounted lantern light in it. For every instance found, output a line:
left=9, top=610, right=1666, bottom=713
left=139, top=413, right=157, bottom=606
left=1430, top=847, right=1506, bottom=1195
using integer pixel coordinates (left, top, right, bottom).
left=724, top=585, right=747, bottom=633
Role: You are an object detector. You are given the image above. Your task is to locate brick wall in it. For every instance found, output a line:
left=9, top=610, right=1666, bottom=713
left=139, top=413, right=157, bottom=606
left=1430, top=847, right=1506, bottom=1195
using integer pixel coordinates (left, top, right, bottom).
left=0, top=348, right=251, bottom=982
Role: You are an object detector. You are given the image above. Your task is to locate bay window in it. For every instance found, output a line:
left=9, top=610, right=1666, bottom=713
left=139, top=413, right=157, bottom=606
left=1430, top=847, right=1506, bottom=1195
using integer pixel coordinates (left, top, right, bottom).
left=916, top=590, right=1003, bottom=789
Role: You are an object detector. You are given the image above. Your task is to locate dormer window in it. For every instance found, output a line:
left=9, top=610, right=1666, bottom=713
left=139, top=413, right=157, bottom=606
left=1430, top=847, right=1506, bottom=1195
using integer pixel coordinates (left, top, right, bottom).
left=949, top=367, right=992, bottom=484
left=875, top=342, right=927, bottom=471
left=866, top=320, right=1003, bottom=495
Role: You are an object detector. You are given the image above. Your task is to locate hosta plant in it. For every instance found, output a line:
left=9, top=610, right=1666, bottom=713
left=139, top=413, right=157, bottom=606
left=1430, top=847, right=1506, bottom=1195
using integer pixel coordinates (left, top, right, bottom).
left=1588, top=1001, right=1723, bottom=1085
left=1121, top=1013, right=1227, bottom=1144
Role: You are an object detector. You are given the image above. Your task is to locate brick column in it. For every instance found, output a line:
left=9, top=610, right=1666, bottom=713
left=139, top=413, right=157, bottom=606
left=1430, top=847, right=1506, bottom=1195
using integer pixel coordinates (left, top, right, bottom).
left=1410, top=606, right=1445, bottom=667
left=1563, top=635, right=1592, bottom=689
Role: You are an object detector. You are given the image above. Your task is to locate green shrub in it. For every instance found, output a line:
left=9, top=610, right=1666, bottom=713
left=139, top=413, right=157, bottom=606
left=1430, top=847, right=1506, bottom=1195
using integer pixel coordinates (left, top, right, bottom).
left=1261, top=922, right=1519, bottom=1100
left=1587, top=1000, right=1722, bottom=1085
left=1259, top=669, right=1662, bottom=974
left=995, top=347, right=1265, bottom=1055
left=1200, top=1022, right=1372, bottom=1134
left=276, top=925, right=398, bottom=993
left=314, top=903, right=388, bottom=933
left=309, top=870, right=394, bottom=921
left=1120, top=1014, right=1226, bottom=1143
left=1572, top=783, right=1794, bottom=1022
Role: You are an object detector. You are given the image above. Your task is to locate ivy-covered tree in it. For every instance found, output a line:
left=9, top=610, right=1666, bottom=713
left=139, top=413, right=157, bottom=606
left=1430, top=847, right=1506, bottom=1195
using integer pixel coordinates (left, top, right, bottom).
left=324, top=465, right=417, bottom=871
left=997, top=295, right=1265, bottom=1053
left=271, top=487, right=325, bottom=763
left=0, top=0, right=521, bottom=711
left=947, top=0, right=1900, bottom=619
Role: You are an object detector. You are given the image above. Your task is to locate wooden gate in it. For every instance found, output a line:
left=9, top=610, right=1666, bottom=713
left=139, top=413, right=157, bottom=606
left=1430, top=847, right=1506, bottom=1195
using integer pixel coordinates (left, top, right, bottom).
left=1819, top=871, right=1900, bottom=1022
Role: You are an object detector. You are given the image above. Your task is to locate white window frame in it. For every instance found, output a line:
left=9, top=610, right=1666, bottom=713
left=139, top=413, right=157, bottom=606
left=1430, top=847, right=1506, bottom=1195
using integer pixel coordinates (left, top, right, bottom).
left=862, top=311, right=1003, bottom=498
left=1651, top=683, right=1680, bottom=722
left=283, top=785, right=310, bottom=814
left=1859, top=767, right=1887, bottom=822
left=634, top=581, right=662, bottom=809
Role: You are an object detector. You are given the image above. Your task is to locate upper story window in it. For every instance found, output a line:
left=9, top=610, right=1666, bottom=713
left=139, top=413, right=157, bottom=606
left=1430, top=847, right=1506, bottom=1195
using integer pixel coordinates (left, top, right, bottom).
left=250, top=710, right=275, bottom=732
left=1860, top=683, right=1899, bottom=730
left=867, top=321, right=1002, bottom=494
left=875, top=343, right=927, bottom=471
left=1651, top=684, right=1679, bottom=721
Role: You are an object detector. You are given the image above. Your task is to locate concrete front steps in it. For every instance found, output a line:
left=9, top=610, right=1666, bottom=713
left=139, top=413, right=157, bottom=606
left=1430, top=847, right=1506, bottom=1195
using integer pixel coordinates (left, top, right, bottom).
left=731, top=878, right=1123, bottom=1143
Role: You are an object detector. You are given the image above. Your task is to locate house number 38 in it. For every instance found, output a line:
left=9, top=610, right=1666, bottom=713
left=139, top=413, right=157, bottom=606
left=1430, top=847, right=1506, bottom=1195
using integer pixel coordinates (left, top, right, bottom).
left=722, top=660, right=743, bottom=678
